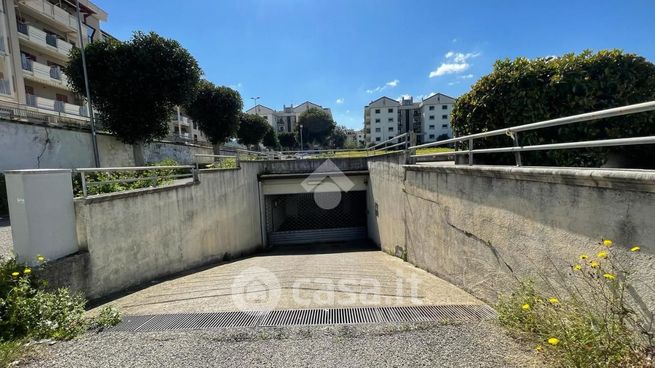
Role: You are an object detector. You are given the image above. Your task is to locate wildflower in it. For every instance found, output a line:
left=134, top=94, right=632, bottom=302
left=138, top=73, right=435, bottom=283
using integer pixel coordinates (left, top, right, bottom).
left=597, top=251, right=608, bottom=259
left=548, top=297, right=560, bottom=304
left=579, top=254, right=589, bottom=260
left=603, top=273, right=616, bottom=280
left=11, top=271, right=19, bottom=278
left=535, top=345, right=543, bottom=351
left=36, top=255, right=46, bottom=262
left=590, top=261, right=600, bottom=268
left=573, top=264, right=582, bottom=271
left=547, top=337, right=560, bottom=345
left=23, top=268, right=31, bottom=275
left=630, top=246, right=640, bottom=252
left=603, top=239, right=613, bottom=247
left=521, top=303, right=530, bottom=310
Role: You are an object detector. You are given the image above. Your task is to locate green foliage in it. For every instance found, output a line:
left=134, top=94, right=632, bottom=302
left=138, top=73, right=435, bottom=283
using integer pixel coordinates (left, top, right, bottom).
left=452, top=50, right=655, bottom=167
left=262, top=126, right=281, bottom=150
left=186, top=80, right=243, bottom=145
left=65, top=32, right=201, bottom=144
left=237, top=113, right=269, bottom=147
left=328, top=125, right=348, bottom=149
left=72, top=159, right=183, bottom=197
left=278, top=132, right=298, bottom=150
left=0, top=174, right=7, bottom=215
left=297, top=108, right=336, bottom=148
left=0, top=339, right=26, bottom=368
left=497, top=240, right=652, bottom=367
left=91, top=306, right=121, bottom=330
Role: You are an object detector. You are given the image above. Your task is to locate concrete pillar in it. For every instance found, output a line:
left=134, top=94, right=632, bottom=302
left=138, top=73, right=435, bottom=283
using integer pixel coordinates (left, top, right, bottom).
left=4, top=169, right=78, bottom=265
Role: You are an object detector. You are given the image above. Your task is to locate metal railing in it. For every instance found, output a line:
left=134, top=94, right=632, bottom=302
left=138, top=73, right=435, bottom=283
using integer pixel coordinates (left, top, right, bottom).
left=367, top=133, right=410, bottom=152
left=409, top=101, right=655, bottom=166
left=75, top=165, right=195, bottom=198
left=0, top=99, right=90, bottom=129
left=194, top=153, right=240, bottom=170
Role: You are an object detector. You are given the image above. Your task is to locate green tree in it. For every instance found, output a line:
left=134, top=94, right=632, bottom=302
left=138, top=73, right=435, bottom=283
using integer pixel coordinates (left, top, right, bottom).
left=262, top=126, right=280, bottom=150
left=452, top=50, right=655, bottom=167
left=296, top=108, right=335, bottom=148
left=65, top=32, right=201, bottom=144
left=328, top=125, right=348, bottom=149
left=186, top=80, right=242, bottom=145
left=278, top=132, right=298, bottom=150
left=237, top=113, right=269, bottom=147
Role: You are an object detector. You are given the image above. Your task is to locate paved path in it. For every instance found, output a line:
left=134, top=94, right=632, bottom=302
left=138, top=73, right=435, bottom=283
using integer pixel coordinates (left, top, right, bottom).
left=0, top=215, right=13, bottom=260
left=89, top=243, right=482, bottom=315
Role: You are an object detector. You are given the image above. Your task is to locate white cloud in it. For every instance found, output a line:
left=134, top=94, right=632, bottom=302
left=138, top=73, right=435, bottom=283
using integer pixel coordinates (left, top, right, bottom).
left=336, top=97, right=344, bottom=104
left=396, top=94, right=412, bottom=102
left=448, top=81, right=460, bottom=86
left=458, top=74, right=474, bottom=79
left=429, top=51, right=481, bottom=78
left=229, top=82, right=243, bottom=90
left=366, top=79, right=400, bottom=94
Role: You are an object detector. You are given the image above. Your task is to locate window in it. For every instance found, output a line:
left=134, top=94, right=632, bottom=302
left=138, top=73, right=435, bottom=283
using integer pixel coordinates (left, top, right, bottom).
left=85, top=24, right=96, bottom=44
left=388, top=127, right=394, bottom=132
left=388, top=108, right=393, bottom=113
left=429, top=106, right=435, bottom=111
left=429, top=115, right=435, bottom=120
left=442, top=115, right=448, bottom=119
left=442, top=105, right=448, bottom=110
left=375, top=109, right=380, bottom=113
left=375, top=118, right=380, bottom=123
left=429, top=134, right=435, bottom=139
left=442, top=124, right=448, bottom=128
left=375, top=137, right=381, bottom=142
left=55, top=94, right=68, bottom=103
left=25, top=86, right=34, bottom=95
left=375, top=128, right=381, bottom=132
left=388, top=117, right=393, bottom=122
left=429, top=125, right=435, bottom=129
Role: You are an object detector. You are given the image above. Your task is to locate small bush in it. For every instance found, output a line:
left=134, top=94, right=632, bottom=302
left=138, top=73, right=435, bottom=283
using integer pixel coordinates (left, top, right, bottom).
left=497, top=240, right=653, bottom=367
left=92, top=306, right=121, bottom=330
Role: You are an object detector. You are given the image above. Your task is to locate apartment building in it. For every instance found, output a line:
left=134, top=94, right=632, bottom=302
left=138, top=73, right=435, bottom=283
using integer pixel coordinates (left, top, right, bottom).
left=0, top=0, right=108, bottom=120
left=245, top=101, right=332, bottom=133
left=167, top=106, right=208, bottom=144
left=364, top=93, right=455, bottom=144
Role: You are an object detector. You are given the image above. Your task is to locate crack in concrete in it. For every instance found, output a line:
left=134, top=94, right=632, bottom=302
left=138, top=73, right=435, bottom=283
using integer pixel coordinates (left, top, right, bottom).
left=36, top=127, right=51, bottom=168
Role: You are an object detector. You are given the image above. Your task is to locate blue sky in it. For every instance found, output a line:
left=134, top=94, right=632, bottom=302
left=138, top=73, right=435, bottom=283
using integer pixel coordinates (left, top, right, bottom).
left=94, top=0, right=654, bottom=130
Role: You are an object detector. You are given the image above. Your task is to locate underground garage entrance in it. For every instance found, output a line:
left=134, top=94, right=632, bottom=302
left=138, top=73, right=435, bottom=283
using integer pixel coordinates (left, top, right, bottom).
left=260, top=170, right=369, bottom=246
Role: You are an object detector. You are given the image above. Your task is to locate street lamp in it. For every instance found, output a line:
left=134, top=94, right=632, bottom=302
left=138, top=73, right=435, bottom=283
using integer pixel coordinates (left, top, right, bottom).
left=299, top=124, right=303, bottom=152
left=250, top=97, right=260, bottom=114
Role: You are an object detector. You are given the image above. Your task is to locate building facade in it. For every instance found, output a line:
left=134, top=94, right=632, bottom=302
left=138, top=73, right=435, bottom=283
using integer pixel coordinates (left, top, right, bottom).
left=364, top=93, right=455, bottom=144
left=245, top=101, right=332, bottom=134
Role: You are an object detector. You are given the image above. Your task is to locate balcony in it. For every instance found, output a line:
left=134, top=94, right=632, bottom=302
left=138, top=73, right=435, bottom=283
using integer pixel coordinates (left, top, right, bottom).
left=17, top=23, right=74, bottom=60
left=25, top=94, right=87, bottom=118
left=21, top=57, right=69, bottom=89
left=19, top=0, right=79, bottom=33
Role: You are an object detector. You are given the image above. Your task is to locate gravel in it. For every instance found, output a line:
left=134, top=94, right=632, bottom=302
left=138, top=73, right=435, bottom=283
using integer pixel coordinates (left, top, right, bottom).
left=21, top=321, right=542, bottom=367
left=0, top=215, right=13, bottom=260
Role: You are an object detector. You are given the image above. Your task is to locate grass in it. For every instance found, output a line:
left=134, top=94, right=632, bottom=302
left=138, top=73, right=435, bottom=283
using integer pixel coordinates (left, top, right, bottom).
left=415, top=147, right=454, bottom=155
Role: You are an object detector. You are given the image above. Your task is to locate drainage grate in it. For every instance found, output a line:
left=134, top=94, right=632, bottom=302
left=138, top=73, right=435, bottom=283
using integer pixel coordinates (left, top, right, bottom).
left=113, top=305, right=496, bottom=332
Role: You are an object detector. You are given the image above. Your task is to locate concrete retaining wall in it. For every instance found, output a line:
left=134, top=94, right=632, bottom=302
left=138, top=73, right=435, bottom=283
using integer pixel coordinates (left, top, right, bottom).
left=367, top=156, right=655, bottom=313
left=0, top=120, right=213, bottom=170
left=75, top=164, right=264, bottom=299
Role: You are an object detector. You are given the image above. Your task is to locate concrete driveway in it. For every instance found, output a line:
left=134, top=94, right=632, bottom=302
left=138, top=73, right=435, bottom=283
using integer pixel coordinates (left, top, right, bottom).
left=92, top=242, right=483, bottom=315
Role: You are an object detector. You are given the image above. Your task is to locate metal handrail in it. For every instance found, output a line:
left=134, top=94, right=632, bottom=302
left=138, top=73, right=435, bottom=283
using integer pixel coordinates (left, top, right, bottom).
left=367, top=133, right=409, bottom=151
left=409, top=101, right=655, bottom=166
left=193, top=153, right=240, bottom=169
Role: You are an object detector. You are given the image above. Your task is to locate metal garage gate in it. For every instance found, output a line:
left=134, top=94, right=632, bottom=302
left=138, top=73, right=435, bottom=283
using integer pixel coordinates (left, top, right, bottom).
left=264, top=189, right=368, bottom=246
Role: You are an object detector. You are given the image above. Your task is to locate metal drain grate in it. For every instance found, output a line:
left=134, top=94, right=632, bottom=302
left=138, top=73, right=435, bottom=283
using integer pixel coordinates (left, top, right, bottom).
left=113, top=305, right=496, bottom=332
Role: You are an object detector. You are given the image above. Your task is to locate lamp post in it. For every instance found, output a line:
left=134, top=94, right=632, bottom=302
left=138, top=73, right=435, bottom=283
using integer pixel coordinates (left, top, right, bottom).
left=299, top=124, right=303, bottom=153
left=75, top=0, right=99, bottom=167
left=250, top=97, right=260, bottom=114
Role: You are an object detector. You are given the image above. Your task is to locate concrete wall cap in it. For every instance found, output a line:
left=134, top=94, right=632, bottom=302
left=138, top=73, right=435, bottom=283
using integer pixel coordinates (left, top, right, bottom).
left=4, top=169, right=72, bottom=174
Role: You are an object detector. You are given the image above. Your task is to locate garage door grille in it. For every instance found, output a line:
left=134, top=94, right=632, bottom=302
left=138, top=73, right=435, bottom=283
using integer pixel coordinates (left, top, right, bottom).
left=112, top=305, right=496, bottom=332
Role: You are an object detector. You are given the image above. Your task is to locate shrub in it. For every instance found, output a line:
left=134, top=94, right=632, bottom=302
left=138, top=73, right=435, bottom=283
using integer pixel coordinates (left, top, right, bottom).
left=452, top=50, right=655, bottom=167
left=497, top=239, right=653, bottom=367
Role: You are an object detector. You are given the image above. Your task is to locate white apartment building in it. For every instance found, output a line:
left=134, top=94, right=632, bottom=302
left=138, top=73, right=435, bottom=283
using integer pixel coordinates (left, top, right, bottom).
left=245, top=101, right=332, bottom=133
left=364, top=93, right=455, bottom=144
left=0, top=0, right=107, bottom=120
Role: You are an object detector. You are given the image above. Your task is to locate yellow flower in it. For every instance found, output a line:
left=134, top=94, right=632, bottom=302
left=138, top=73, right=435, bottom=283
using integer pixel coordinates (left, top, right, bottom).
left=603, top=273, right=616, bottom=280
left=11, top=271, right=19, bottom=278
left=36, top=255, right=46, bottom=262
left=23, top=268, right=31, bottom=275
left=573, top=264, right=582, bottom=271
left=603, top=239, right=613, bottom=247
left=547, top=337, right=560, bottom=345
left=630, top=246, right=640, bottom=252
left=535, top=345, right=543, bottom=351
left=579, top=254, right=589, bottom=260
left=521, top=303, right=531, bottom=310
left=597, top=251, right=608, bottom=259
left=548, top=297, right=560, bottom=304
left=590, top=261, right=600, bottom=268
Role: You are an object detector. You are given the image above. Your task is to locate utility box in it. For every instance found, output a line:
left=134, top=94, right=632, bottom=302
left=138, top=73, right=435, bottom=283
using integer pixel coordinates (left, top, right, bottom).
left=4, top=169, right=78, bottom=265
